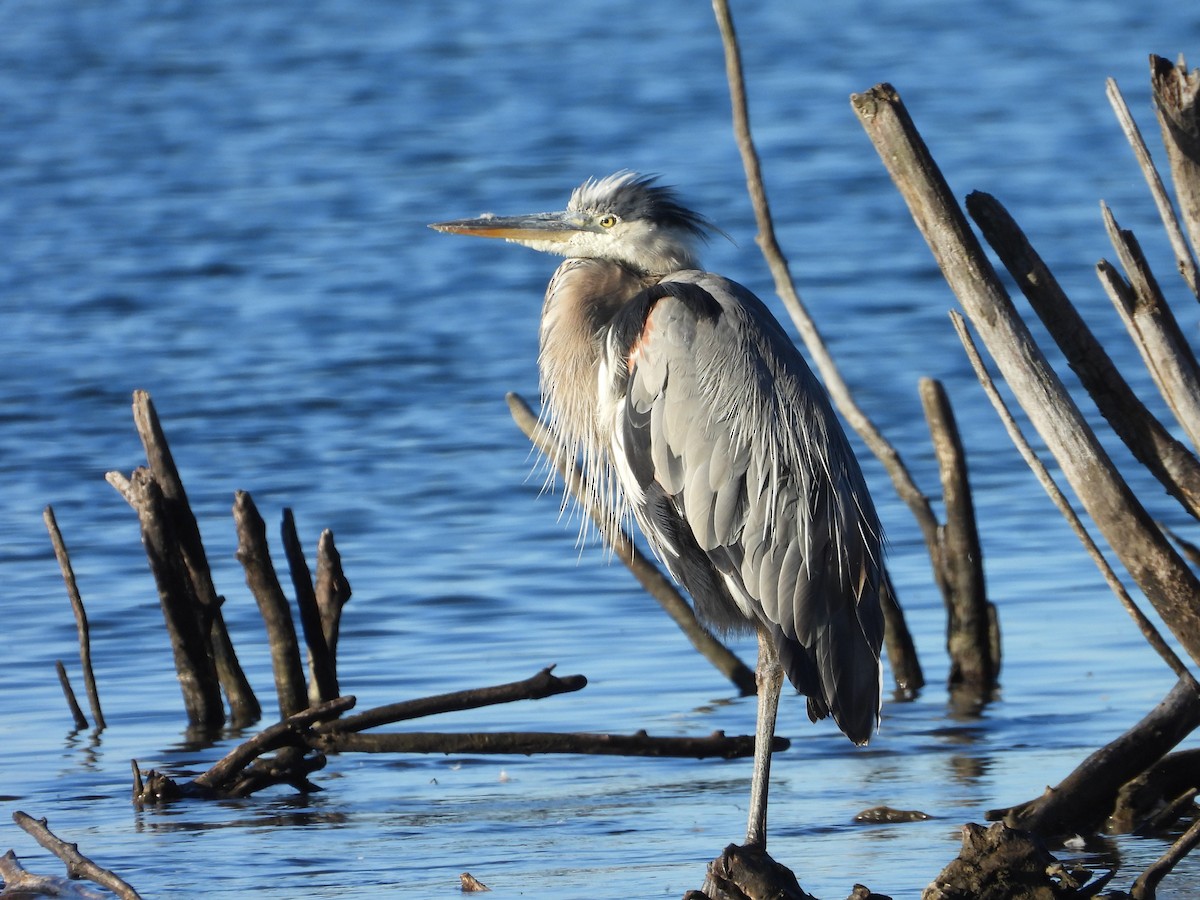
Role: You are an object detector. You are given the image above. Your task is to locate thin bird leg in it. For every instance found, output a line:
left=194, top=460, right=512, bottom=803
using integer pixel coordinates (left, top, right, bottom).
left=745, top=628, right=784, bottom=848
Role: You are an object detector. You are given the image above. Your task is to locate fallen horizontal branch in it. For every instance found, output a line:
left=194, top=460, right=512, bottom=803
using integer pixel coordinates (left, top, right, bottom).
left=314, top=666, right=586, bottom=735
left=319, top=729, right=785, bottom=759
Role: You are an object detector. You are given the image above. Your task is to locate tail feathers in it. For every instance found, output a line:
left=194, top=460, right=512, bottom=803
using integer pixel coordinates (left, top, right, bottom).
left=774, top=623, right=880, bottom=746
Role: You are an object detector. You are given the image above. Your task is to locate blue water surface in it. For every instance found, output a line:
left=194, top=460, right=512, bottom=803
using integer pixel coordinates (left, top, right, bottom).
left=2, top=1, right=1200, bottom=896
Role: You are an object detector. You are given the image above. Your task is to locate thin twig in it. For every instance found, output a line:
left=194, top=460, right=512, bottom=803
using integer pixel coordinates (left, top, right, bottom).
left=234, top=491, right=308, bottom=718
left=44, top=506, right=105, bottom=729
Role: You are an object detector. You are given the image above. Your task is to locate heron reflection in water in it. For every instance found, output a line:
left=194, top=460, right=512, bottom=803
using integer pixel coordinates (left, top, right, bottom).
left=432, top=172, right=884, bottom=848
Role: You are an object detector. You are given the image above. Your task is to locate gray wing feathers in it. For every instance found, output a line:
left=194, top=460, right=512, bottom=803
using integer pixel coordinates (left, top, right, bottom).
left=614, top=271, right=884, bottom=744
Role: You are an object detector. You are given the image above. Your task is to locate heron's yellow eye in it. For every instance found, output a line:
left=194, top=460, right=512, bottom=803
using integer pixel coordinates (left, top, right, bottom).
left=598, top=215, right=617, bottom=228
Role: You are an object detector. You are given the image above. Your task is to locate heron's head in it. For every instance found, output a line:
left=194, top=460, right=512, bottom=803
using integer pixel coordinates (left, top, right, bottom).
left=430, top=172, right=715, bottom=276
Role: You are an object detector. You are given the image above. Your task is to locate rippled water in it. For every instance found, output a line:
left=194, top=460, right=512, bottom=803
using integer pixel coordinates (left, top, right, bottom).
left=3, top=1, right=1200, bottom=897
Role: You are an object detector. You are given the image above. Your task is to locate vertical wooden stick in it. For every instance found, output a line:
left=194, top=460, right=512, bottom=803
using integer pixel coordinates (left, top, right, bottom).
left=234, top=491, right=308, bottom=718
left=1150, top=55, right=1200, bottom=276
left=281, top=509, right=339, bottom=705
left=314, top=529, right=351, bottom=660
left=109, top=468, right=225, bottom=730
left=44, top=506, right=105, bottom=730
left=131, top=391, right=261, bottom=726
left=919, top=378, right=998, bottom=699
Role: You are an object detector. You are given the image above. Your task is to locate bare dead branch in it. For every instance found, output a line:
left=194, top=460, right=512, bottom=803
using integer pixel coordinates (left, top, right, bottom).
left=1099, top=205, right=1200, bottom=445
left=1151, top=54, right=1200, bottom=274
left=879, top=571, right=925, bottom=695
left=1107, top=76, right=1200, bottom=300
left=234, top=491, right=308, bottom=719
left=12, top=811, right=143, bottom=900
left=44, top=507, right=105, bottom=729
left=1132, top=815, right=1200, bottom=899
left=988, top=676, right=1200, bottom=835
left=54, top=660, right=88, bottom=731
left=919, top=377, right=998, bottom=697
left=192, top=696, right=355, bottom=794
left=315, top=666, right=587, bottom=735
left=851, top=81, right=1200, bottom=673
left=506, top=392, right=757, bottom=696
left=0, top=851, right=109, bottom=900
left=132, top=391, right=260, bottom=726
left=314, top=529, right=351, bottom=659
left=321, top=729, right=784, bottom=759
left=951, top=312, right=1196, bottom=684
left=112, top=467, right=225, bottom=730
left=967, top=191, right=1200, bottom=519
left=281, top=509, right=339, bottom=705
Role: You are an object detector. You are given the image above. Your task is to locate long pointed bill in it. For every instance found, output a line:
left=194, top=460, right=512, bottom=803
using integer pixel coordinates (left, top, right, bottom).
left=428, top=211, right=587, bottom=243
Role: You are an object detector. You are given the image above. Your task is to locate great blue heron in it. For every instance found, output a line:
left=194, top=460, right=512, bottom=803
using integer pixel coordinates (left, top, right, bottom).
left=431, top=172, right=884, bottom=848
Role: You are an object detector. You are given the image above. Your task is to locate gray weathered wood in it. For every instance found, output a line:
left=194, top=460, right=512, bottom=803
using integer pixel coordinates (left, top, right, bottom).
left=851, top=82, right=1200, bottom=672
left=1099, top=205, right=1200, bottom=448
left=967, top=191, right=1200, bottom=519
left=1151, top=55, right=1200, bottom=276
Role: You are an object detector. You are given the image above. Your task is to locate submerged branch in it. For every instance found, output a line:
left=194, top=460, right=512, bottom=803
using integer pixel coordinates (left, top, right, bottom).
left=321, top=729, right=783, bottom=759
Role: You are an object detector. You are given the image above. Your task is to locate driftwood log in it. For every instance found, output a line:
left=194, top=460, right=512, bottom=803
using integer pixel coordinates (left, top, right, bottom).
left=2, top=812, right=142, bottom=900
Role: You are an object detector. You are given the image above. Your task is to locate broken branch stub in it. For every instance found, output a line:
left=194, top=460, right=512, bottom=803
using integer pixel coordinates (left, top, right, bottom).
left=132, top=390, right=260, bottom=726
left=919, top=377, right=998, bottom=700
left=113, top=467, right=225, bottom=730
left=234, top=490, right=308, bottom=719
left=1150, top=54, right=1200, bottom=274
